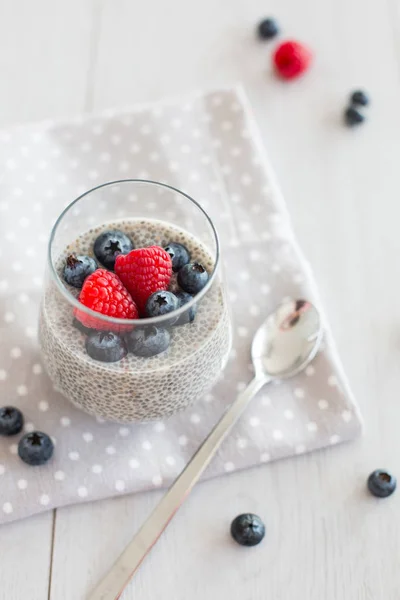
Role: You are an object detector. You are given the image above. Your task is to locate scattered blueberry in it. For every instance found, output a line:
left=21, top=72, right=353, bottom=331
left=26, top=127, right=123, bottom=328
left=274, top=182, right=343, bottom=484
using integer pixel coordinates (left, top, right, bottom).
left=177, top=262, right=209, bottom=295
left=126, top=326, right=170, bottom=357
left=93, top=230, right=134, bottom=270
left=257, top=18, right=279, bottom=40
left=367, top=469, right=397, bottom=498
left=63, top=254, right=97, bottom=288
left=175, top=291, right=197, bottom=325
left=344, top=106, right=365, bottom=127
left=163, top=242, right=191, bottom=273
left=86, top=331, right=127, bottom=362
left=146, top=291, right=179, bottom=325
left=351, top=90, right=370, bottom=107
left=0, top=406, right=24, bottom=436
left=18, top=431, right=54, bottom=466
left=230, top=513, right=266, bottom=547
left=72, top=317, right=94, bottom=335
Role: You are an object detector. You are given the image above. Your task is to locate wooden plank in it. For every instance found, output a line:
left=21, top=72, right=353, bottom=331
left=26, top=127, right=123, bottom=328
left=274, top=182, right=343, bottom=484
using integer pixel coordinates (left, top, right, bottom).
left=0, top=512, right=54, bottom=600
left=0, top=0, right=95, bottom=126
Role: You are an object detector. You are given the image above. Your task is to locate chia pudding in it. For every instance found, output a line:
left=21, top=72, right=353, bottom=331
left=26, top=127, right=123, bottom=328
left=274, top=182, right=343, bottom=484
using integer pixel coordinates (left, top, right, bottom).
left=39, top=219, right=231, bottom=422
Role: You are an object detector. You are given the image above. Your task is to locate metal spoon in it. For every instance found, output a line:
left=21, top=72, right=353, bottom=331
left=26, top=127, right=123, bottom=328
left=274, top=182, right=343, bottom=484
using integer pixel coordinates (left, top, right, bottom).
left=88, top=298, right=323, bottom=600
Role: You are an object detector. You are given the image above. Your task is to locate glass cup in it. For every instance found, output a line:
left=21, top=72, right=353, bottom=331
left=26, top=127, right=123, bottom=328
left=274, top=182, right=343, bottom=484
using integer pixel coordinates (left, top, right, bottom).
left=39, top=180, right=232, bottom=422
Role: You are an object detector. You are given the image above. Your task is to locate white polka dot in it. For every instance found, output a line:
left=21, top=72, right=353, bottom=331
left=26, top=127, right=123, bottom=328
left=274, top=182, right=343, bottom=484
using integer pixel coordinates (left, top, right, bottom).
left=0, top=202, right=9, bottom=211
left=221, top=164, right=232, bottom=175
left=307, top=421, right=318, bottom=432
left=221, top=121, right=233, bottom=132
left=92, top=464, right=103, bottom=474
left=152, top=474, right=163, bottom=486
left=295, top=444, right=306, bottom=454
left=305, top=365, right=315, bottom=376
left=78, top=486, right=88, bottom=498
left=24, top=423, right=35, bottom=433
left=115, top=480, right=125, bottom=492
left=284, top=409, right=294, bottom=419
left=249, top=416, right=260, bottom=427
left=10, top=347, right=21, bottom=358
left=249, top=304, right=260, bottom=317
left=40, top=494, right=50, bottom=506
left=261, top=284, right=271, bottom=295
left=3, top=502, right=13, bottom=514
left=211, top=95, right=222, bottom=106
left=9, top=443, right=18, bottom=455
left=69, top=451, right=80, bottom=461
left=0, top=280, right=9, bottom=291
left=171, top=118, right=182, bottom=128
left=293, top=273, right=304, bottom=284
left=32, top=363, right=42, bottom=375
left=38, top=400, right=49, bottom=412
left=153, top=422, right=165, bottom=432
left=12, top=261, right=22, bottom=272
left=0, top=369, right=7, bottom=381
left=237, top=327, right=248, bottom=338
left=204, top=393, right=214, bottom=403
left=60, top=417, right=70, bottom=427
left=129, top=458, right=140, bottom=470
left=240, top=174, right=252, bottom=186
left=54, top=471, right=65, bottom=481
left=239, top=271, right=250, bottom=281
left=159, top=135, right=170, bottom=146
left=342, top=410, right=352, bottom=422
left=330, top=434, right=340, bottom=445
left=165, top=456, right=176, bottom=466
left=318, top=399, right=329, bottom=410
left=106, top=445, right=116, bottom=455
left=294, top=388, right=305, bottom=399
left=26, top=247, right=36, bottom=257
left=4, top=312, right=15, bottom=323
left=17, top=385, right=28, bottom=396
left=142, top=441, right=152, bottom=451
left=190, top=413, right=201, bottom=424
left=6, top=158, right=16, bottom=169
left=328, top=375, right=338, bottom=387
left=237, top=438, right=248, bottom=449
left=33, top=277, right=42, bottom=287
left=92, top=124, right=104, bottom=135
left=100, top=152, right=111, bottom=162
left=224, top=461, right=235, bottom=472
left=273, top=429, right=283, bottom=440
left=261, top=395, right=271, bottom=406
left=200, top=155, right=211, bottom=165
left=271, top=264, right=281, bottom=273
left=83, top=432, right=93, bottom=443
left=88, top=169, right=99, bottom=180
left=17, top=479, right=28, bottom=490
left=260, top=452, right=271, bottom=462
left=119, top=427, right=130, bottom=437
left=180, top=144, right=191, bottom=154
left=110, top=134, right=122, bottom=145
left=178, top=435, right=188, bottom=446
left=0, top=464, right=4, bottom=475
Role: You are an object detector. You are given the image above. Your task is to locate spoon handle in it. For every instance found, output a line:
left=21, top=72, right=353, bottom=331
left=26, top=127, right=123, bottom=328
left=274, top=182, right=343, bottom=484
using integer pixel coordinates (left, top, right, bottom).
left=87, top=375, right=268, bottom=600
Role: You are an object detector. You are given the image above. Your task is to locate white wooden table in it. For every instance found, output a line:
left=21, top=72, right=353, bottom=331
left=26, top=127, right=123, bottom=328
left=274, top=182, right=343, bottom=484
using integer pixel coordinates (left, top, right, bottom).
left=2, top=1, right=400, bottom=598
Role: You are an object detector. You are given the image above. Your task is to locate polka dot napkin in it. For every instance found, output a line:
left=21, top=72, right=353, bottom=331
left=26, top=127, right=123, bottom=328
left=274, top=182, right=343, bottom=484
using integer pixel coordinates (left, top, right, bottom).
left=0, top=86, right=362, bottom=523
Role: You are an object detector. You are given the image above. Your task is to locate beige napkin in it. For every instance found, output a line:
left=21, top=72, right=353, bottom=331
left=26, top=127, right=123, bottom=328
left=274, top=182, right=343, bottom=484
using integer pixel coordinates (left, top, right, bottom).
left=0, top=86, right=362, bottom=524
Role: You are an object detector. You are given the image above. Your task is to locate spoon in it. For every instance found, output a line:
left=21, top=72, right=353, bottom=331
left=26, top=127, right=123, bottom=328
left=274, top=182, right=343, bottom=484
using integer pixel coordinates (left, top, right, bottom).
left=88, top=298, right=323, bottom=600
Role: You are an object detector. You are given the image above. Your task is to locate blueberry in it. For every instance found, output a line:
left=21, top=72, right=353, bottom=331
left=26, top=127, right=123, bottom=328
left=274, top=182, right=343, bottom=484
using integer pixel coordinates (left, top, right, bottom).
left=344, top=106, right=365, bottom=127
left=126, top=326, right=170, bottom=357
left=93, top=230, right=134, bottom=270
left=351, top=90, right=369, bottom=107
left=86, top=331, right=127, bottom=362
left=0, top=406, right=23, bottom=436
left=163, top=242, right=191, bottom=272
left=146, top=291, right=179, bottom=324
left=177, top=262, right=209, bottom=295
left=257, top=18, right=279, bottom=40
left=230, top=513, right=265, bottom=547
left=367, top=469, right=397, bottom=498
left=175, top=291, right=197, bottom=325
left=18, top=431, right=54, bottom=466
left=63, top=254, right=97, bottom=288
left=72, top=317, right=94, bottom=335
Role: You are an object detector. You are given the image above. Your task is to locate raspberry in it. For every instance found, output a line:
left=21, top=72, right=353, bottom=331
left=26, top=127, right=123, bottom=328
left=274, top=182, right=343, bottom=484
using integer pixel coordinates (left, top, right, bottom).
left=115, top=246, right=172, bottom=315
left=273, top=40, right=312, bottom=80
left=75, top=269, right=138, bottom=331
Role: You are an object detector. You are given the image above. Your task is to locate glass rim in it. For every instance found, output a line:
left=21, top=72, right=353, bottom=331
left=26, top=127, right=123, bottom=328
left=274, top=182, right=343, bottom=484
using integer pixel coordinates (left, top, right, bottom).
left=48, top=179, right=221, bottom=326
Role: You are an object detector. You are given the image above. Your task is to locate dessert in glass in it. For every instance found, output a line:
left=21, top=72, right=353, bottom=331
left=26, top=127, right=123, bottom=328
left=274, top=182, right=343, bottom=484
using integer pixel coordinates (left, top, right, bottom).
left=39, top=180, right=232, bottom=422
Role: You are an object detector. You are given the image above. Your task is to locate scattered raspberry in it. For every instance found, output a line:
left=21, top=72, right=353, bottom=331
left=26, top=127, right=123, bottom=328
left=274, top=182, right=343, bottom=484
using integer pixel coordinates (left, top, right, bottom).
left=75, top=269, right=138, bottom=331
left=273, top=40, right=312, bottom=80
left=115, top=246, right=172, bottom=315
